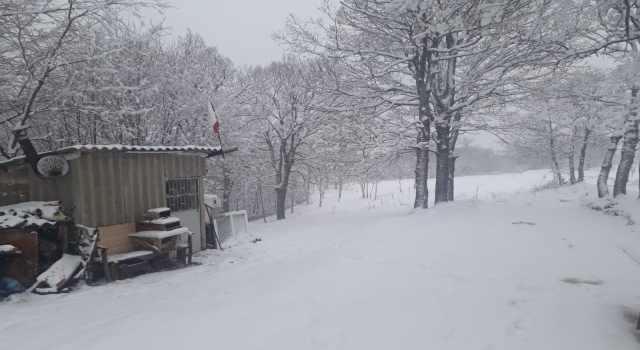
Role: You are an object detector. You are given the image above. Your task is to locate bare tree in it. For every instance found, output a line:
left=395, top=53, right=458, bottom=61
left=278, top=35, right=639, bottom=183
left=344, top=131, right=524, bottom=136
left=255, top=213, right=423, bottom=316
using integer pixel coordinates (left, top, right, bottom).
left=0, top=0, right=165, bottom=157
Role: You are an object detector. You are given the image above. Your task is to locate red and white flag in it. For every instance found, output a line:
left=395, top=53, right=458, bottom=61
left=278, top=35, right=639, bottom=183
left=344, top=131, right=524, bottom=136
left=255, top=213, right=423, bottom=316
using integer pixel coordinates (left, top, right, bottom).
left=208, top=101, right=220, bottom=134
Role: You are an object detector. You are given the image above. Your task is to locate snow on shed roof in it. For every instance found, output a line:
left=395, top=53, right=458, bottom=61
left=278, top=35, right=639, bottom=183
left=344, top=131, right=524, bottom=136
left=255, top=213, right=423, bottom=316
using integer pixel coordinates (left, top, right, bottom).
left=58, top=145, right=220, bottom=153
left=0, top=144, right=220, bottom=168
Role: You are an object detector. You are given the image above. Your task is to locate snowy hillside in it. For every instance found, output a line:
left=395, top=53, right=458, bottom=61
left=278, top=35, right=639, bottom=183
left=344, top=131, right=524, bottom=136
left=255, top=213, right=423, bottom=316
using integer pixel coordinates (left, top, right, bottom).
left=1, top=170, right=640, bottom=350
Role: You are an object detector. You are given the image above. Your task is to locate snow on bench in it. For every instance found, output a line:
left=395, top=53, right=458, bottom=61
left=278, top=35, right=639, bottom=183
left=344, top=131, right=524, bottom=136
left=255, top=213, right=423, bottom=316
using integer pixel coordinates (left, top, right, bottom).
left=0, top=244, right=21, bottom=254
left=94, top=250, right=155, bottom=263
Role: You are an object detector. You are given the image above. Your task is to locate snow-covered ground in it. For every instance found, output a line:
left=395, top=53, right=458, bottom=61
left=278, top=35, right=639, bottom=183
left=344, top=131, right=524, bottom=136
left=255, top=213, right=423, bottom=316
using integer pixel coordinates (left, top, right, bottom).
left=1, top=169, right=640, bottom=349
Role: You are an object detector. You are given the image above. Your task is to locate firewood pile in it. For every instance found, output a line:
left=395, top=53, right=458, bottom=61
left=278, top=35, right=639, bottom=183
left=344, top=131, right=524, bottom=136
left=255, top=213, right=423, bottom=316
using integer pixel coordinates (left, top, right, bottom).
left=0, top=201, right=96, bottom=298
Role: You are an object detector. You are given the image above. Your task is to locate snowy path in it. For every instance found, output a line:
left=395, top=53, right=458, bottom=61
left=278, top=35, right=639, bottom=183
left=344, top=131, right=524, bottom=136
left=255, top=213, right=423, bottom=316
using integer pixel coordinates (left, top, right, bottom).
left=1, top=170, right=640, bottom=349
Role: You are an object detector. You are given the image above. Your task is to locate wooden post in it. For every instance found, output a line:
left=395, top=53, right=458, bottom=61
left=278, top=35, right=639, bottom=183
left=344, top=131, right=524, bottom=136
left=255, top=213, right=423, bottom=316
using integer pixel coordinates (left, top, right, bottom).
left=187, top=234, right=193, bottom=265
left=59, top=225, right=69, bottom=254
left=99, top=246, right=111, bottom=283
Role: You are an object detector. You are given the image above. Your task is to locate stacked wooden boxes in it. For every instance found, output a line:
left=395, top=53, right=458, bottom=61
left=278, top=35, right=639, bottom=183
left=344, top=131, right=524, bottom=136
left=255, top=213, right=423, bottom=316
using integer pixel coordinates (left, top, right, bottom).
left=129, top=208, right=187, bottom=253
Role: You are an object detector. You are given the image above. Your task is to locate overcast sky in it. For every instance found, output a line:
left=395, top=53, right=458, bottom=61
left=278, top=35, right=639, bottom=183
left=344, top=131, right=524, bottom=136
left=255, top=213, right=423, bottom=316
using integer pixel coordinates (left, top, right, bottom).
left=148, top=0, right=327, bottom=66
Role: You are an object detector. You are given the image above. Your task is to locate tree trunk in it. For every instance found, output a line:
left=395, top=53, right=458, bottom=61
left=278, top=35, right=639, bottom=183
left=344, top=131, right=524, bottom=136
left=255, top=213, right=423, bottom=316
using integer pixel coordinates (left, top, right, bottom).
left=318, top=183, right=325, bottom=208
left=614, top=120, right=639, bottom=196
left=413, top=64, right=430, bottom=209
left=338, top=177, right=343, bottom=201
left=434, top=124, right=451, bottom=204
left=275, top=162, right=293, bottom=220
left=568, top=154, right=576, bottom=185
left=599, top=88, right=637, bottom=197
left=550, top=153, right=563, bottom=187
left=447, top=156, right=457, bottom=201
left=447, top=111, right=462, bottom=202
left=548, top=119, right=563, bottom=186
left=222, top=165, right=233, bottom=212
left=275, top=187, right=287, bottom=220
left=257, top=181, right=267, bottom=223
left=290, top=187, right=295, bottom=214
left=413, top=143, right=429, bottom=209
left=577, top=128, right=591, bottom=183
left=374, top=181, right=378, bottom=200
left=597, top=136, right=622, bottom=198
left=568, top=125, right=577, bottom=185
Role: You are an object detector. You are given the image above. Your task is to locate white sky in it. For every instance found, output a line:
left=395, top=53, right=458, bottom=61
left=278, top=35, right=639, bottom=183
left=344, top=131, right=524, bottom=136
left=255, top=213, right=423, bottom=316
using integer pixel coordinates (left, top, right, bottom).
left=148, top=0, right=328, bottom=66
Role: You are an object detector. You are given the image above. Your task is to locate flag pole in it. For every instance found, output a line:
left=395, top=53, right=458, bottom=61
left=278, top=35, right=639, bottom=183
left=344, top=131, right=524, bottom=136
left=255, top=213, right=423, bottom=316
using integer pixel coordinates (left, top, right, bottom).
left=217, top=131, right=225, bottom=159
left=209, top=101, right=225, bottom=159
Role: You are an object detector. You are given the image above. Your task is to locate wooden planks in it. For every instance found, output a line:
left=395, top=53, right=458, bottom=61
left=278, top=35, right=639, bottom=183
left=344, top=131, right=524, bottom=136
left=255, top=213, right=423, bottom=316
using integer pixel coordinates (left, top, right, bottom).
left=96, top=223, right=136, bottom=256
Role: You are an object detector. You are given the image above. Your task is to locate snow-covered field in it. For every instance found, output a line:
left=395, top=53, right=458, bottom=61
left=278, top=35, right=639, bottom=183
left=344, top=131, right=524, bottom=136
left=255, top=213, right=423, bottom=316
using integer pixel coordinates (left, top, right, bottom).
left=1, top=169, right=640, bottom=349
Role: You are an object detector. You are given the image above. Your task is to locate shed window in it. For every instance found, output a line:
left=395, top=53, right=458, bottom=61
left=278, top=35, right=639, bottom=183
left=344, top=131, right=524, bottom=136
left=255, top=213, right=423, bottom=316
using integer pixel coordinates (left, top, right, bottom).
left=165, top=178, right=199, bottom=211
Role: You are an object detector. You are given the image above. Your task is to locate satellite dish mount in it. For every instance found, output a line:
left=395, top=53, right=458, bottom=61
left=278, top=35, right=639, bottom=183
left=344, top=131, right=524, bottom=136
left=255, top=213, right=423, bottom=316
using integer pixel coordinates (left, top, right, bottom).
left=12, top=126, right=69, bottom=179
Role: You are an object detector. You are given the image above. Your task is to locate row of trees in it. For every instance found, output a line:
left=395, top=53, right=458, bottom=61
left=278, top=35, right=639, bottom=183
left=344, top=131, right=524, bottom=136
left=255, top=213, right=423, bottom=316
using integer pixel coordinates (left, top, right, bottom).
left=2, top=0, right=640, bottom=224
left=277, top=0, right=640, bottom=206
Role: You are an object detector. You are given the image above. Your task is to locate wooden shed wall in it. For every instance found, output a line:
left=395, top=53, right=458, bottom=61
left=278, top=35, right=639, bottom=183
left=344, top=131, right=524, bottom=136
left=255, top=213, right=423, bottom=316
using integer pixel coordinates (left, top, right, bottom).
left=72, top=152, right=206, bottom=228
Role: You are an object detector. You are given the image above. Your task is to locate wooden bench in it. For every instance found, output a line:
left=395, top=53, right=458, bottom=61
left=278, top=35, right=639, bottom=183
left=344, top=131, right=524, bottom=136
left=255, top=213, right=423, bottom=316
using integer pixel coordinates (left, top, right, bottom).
left=94, top=223, right=192, bottom=282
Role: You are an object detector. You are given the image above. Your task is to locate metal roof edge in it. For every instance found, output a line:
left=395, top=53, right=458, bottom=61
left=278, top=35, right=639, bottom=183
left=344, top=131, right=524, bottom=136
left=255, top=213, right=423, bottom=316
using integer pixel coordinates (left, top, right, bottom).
left=0, top=145, right=221, bottom=168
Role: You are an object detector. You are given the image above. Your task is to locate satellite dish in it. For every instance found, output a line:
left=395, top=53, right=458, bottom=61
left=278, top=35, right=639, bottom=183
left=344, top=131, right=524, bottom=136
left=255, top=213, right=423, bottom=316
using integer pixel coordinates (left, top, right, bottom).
left=36, top=155, right=69, bottom=178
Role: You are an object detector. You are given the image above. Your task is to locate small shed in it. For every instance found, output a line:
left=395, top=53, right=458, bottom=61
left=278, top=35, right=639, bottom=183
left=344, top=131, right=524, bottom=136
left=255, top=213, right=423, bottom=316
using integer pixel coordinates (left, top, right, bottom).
left=0, top=145, right=225, bottom=254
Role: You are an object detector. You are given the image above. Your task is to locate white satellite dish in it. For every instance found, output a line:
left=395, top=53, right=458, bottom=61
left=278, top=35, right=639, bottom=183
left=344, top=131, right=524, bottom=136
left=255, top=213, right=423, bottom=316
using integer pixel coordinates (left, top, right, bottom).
left=36, top=155, right=69, bottom=178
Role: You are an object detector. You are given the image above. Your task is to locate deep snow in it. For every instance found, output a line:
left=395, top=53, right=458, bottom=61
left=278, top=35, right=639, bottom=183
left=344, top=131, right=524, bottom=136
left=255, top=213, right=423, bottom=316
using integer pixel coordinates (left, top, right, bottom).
left=1, top=169, right=639, bottom=349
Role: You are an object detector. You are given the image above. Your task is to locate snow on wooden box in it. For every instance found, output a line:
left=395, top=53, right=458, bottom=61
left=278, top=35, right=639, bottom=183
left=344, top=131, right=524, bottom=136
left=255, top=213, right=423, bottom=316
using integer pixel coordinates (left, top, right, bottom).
left=136, top=216, right=181, bottom=232
left=144, top=207, right=171, bottom=220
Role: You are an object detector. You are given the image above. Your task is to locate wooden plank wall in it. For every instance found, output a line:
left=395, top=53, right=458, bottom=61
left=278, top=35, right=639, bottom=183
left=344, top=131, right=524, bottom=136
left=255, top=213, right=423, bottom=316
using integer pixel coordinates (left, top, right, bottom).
left=96, top=223, right=137, bottom=256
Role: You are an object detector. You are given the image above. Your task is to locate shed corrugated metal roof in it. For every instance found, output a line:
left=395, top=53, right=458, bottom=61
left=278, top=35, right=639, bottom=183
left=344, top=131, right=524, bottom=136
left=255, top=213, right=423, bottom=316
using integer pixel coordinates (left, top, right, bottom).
left=59, top=145, right=220, bottom=153
left=0, top=145, right=220, bottom=168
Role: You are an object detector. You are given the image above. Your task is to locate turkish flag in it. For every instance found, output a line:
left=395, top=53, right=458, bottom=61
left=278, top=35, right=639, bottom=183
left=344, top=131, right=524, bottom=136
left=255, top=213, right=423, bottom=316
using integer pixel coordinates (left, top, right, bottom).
left=208, top=102, right=220, bottom=134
